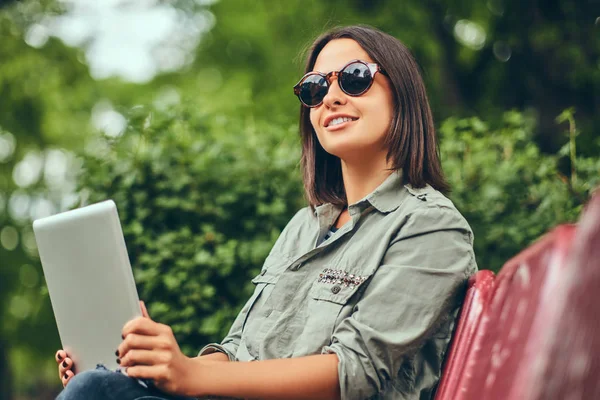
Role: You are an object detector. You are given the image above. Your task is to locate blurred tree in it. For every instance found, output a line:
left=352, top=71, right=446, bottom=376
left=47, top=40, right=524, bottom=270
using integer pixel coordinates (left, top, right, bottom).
left=187, top=0, right=599, bottom=149
left=423, top=0, right=600, bottom=152
left=0, top=0, right=17, bottom=8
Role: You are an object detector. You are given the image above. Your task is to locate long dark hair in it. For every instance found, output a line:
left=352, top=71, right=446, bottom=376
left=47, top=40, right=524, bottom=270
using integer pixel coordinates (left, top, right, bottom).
left=299, top=25, right=450, bottom=207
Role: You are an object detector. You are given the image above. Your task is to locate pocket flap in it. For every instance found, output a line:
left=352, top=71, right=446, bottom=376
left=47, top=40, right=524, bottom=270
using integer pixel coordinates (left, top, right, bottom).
left=251, top=252, right=291, bottom=285
left=309, top=269, right=371, bottom=304
left=251, top=269, right=280, bottom=285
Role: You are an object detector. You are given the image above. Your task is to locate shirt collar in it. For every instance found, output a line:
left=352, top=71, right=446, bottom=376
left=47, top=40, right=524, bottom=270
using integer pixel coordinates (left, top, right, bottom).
left=314, top=170, right=412, bottom=217
left=314, top=202, right=341, bottom=221
left=359, top=170, right=408, bottom=213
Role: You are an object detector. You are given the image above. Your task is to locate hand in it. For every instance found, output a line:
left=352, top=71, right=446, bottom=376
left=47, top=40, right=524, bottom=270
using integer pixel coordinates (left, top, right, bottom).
left=55, top=350, right=75, bottom=387
left=117, top=304, right=195, bottom=396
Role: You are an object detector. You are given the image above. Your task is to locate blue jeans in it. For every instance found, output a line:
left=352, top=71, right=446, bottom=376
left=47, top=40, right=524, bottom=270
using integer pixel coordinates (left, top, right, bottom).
left=56, top=365, right=196, bottom=400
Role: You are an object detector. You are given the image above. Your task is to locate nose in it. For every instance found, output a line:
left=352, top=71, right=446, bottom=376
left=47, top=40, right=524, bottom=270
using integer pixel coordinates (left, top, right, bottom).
left=322, top=75, right=347, bottom=108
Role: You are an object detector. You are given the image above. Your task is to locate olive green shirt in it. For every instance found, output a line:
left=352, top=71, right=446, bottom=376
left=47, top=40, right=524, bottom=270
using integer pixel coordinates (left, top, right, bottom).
left=200, top=171, right=477, bottom=399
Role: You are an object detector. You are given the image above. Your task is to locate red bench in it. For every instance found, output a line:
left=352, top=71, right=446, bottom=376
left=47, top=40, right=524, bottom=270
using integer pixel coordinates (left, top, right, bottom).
left=436, top=193, right=600, bottom=400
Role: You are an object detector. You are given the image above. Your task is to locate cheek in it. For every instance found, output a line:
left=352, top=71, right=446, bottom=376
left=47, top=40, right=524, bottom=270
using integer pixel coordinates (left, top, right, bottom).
left=310, top=109, right=326, bottom=137
left=369, top=79, right=394, bottom=120
left=366, top=93, right=394, bottom=131
left=363, top=100, right=392, bottom=127
left=309, top=109, right=319, bottom=131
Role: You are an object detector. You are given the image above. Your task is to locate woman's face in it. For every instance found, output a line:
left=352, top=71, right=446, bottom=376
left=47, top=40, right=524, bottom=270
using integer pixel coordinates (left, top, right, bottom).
left=309, top=38, right=395, bottom=163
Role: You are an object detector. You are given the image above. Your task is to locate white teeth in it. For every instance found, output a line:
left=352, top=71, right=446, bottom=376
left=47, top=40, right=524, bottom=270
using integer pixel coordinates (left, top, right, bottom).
left=327, top=117, right=355, bottom=127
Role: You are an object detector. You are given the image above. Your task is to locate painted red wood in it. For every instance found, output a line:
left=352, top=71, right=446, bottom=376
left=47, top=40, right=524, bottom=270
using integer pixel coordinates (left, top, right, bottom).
left=435, top=270, right=495, bottom=400
left=462, top=224, right=577, bottom=399
left=520, top=193, right=600, bottom=399
left=434, top=192, right=600, bottom=399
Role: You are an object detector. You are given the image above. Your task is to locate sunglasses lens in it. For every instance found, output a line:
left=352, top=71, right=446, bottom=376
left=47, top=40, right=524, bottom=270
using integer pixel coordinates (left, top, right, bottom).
left=298, top=74, right=328, bottom=106
left=340, top=62, right=372, bottom=95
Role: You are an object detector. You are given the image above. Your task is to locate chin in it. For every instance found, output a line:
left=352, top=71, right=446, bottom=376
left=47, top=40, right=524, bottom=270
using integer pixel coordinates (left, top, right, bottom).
left=317, top=125, right=384, bottom=161
left=321, top=141, right=376, bottom=161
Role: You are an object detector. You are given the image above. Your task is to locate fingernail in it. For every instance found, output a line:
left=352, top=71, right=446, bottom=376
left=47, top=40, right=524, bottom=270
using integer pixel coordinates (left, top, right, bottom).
left=62, top=360, right=67, bottom=368
left=121, top=334, right=125, bottom=339
left=57, top=353, right=63, bottom=361
left=116, top=358, right=121, bottom=364
left=64, top=373, right=68, bottom=380
left=115, top=350, right=119, bottom=356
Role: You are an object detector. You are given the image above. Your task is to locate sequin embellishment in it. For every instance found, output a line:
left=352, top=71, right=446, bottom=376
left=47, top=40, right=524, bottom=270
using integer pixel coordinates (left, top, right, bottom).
left=317, top=268, right=368, bottom=290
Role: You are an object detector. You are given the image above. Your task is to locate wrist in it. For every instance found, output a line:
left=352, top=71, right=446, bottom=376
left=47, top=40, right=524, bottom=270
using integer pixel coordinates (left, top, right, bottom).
left=181, top=355, right=214, bottom=397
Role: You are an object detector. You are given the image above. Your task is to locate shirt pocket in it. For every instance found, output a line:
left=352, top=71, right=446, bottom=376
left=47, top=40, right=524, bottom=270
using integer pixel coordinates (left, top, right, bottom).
left=245, top=251, right=291, bottom=309
left=243, top=269, right=280, bottom=333
left=291, top=268, right=372, bottom=357
left=239, top=257, right=289, bottom=360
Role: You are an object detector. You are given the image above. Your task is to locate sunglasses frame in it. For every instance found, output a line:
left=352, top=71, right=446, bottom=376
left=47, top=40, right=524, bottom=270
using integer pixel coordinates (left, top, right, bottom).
left=293, top=59, right=385, bottom=108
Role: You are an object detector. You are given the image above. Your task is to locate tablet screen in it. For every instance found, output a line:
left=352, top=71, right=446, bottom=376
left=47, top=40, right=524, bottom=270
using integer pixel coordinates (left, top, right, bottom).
left=34, top=200, right=141, bottom=373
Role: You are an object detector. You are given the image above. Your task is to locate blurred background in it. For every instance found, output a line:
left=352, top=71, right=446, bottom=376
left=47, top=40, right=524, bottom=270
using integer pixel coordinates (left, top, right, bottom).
left=0, top=0, right=598, bottom=398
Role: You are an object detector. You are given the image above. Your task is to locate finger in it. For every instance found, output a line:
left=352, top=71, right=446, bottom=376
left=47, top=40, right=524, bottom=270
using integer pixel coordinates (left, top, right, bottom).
left=62, top=369, right=75, bottom=387
left=126, top=364, right=164, bottom=381
left=56, top=350, right=66, bottom=363
left=60, top=367, right=72, bottom=386
left=118, top=333, right=159, bottom=358
left=122, top=317, right=161, bottom=339
left=121, top=349, right=168, bottom=367
left=140, top=301, right=150, bottom=319
left=59, top=357, right=73, bottom=375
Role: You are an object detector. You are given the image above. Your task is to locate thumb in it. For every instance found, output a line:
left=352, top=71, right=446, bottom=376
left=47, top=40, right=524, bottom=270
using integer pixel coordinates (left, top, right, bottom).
left=139, top=300, right=151, bottom=319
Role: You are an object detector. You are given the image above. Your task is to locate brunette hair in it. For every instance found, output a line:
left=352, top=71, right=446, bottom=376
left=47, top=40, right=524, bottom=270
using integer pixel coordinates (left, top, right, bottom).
left=299, top=25, right=450, bottom=207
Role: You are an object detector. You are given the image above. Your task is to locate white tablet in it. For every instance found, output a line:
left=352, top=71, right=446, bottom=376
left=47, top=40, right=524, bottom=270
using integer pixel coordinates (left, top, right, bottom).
left=33, top=200, right=141, bottom=373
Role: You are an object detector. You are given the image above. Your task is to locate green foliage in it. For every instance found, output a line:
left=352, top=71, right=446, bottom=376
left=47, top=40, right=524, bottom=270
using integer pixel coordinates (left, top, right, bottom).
left=78, top=104, right=304, bottom=353
left=440, top=110, right=599, bottom=271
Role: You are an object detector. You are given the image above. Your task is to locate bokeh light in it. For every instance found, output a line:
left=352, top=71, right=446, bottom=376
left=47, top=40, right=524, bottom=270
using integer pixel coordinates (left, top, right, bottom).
left=454, top=19, right=487, bottom=50
left=0, top=131, right=16, bottom=163
left=0, top=225, right=19, bottom=251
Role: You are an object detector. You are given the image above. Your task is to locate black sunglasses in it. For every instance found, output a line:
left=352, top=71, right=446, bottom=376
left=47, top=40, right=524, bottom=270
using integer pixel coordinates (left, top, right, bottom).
left=293, top=59, right=386, bottom=108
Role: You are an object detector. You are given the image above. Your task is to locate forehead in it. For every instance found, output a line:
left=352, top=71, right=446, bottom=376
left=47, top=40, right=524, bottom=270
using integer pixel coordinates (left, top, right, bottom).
left=312, top=38, right=373, bottom=73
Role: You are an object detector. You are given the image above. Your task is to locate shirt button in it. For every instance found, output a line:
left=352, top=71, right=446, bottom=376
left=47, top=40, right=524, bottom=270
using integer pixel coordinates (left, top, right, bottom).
left=331, top=285, right=341, bottom=294
left=260, top=270, right=266, bottom=276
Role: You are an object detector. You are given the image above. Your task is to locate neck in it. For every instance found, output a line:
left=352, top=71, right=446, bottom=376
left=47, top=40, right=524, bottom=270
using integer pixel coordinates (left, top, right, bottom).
left=340, top=152, right=394, bottom=206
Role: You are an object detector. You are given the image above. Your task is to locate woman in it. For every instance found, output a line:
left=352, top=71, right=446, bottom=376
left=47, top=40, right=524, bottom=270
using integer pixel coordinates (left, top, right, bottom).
left=55, top=25, right=477, bottom=399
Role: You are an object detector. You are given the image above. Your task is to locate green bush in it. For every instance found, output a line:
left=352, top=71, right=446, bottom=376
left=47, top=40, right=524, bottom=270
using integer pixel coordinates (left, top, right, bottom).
left=79, top=105, right=598, bottom=354
left=440, top=109, right=599, bottom=271
left=79, top=105, right=304, bottom=355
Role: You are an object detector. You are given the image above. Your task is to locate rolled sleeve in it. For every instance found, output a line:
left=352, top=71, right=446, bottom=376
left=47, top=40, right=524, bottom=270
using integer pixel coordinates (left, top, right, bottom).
left=323, top=205, right=476, bottom=398
left=198, top=343, right=236, bottom=361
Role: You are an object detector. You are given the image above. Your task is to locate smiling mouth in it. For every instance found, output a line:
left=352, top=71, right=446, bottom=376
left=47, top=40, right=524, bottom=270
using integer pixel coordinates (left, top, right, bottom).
left=325, top=117, right=359, bottom=129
